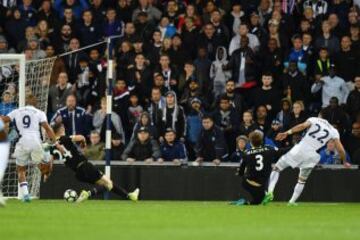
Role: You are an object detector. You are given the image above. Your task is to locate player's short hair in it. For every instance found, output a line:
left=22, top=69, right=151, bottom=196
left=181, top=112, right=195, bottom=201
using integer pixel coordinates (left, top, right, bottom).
left=90, top=130, right=100, bottom=136
left=25, top=94, right=38, bottom=107
left=226, top=79, right=235, bottom=84
left=262, top=71, right=273, bottom=78
left=52, top=122, right=64, bottom=134
left=202, top=114, right=213, bottom=121
left=249, top=130, right=264, bottom=147
left=219, top=95, right=230, bottom=102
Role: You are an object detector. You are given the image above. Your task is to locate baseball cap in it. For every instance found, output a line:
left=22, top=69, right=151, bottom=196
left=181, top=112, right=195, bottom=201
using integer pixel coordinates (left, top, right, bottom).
left=191, top=97, right=202, bottom=105
left=137, top=127, right=149, bottom=133
left=165, top=128, right=176, bottom=134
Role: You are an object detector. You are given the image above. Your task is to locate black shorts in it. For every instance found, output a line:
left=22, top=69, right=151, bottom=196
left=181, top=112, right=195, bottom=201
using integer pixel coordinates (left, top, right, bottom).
left=242, top=179, right=265, bottom=205
left=75, top=162, right=103, bottom=184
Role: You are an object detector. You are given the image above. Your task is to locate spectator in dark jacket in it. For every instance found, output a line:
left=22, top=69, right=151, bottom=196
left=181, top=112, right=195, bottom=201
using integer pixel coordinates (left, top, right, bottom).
left=223, top=36, right=258, bottom=88
left=5, top=8, right=27, bottom=49
left=345, top=122, right=360, bottom=165
left=210, top=10, right=230, bottom=45
left=194, top=115, right=228, bottom=165
left=197, top=23, right=225, bottom=61
left=113, top=78, right=131, bottom=140
left=194, top=47, right=212, bottom=94
left=159, top=128, right=187, bottom=165
left=50, top=95, right=92, bottom=136
left=275, top=98, right=292, bottom=131
left=253, top=73, right=281, bottom=120
left=54, top=0, right=89, bottom=19
left=77, top=10, right=102, bottom=46
left=314, top=20, right=340, bottom=56
left=282, top=61, right=310, bottom=105
left=36, top=0, right=60, bottom=31
left=239, top=111, right=258, bottom=137
left=217, top=80, right=246, bottom=116
left=180, top=79, right=206, bottom=113
left=111, top=132, right=125, bottom=160
left=213, top=95, right=240, bottom=154
left=52, top=24, right=72, bottom=54
left=103, top=8, right=124, bottom=38
left=180, top=17, right=200, bottom=59
left=346, top=76, right=360, bottom=122
left=224, top=2, right=246, bottom=36
left=261, top=38, right=284, bottom=86
left=255, top=105, right=271, bottom=134
left=322, top=97, right=350, bottom=136
left=335, top=36, right=358, bottom=85
left=121, top=127, right=161, bottom=163
left=288, top=101, right=307, bottom=144
left=19, top=0, right=37, bottom=26
left=230, top=135, right=248, bottom=163
left=126, top=53, right=153, bottom=98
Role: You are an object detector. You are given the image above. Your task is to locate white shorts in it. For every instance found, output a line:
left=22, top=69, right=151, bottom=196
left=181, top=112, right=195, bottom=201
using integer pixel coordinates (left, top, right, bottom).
left=13, top=142, right=44, bottom=167
left=275, top=144, right=320, bottom=171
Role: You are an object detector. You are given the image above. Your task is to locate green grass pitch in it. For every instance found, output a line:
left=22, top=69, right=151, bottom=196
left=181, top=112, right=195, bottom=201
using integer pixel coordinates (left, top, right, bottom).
left=1, top=200, right=360, bottom=240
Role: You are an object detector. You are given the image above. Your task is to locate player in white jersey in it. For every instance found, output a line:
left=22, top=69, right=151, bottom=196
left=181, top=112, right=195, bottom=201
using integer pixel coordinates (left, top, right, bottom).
left=0, top=118, right=10, bottom=206
left=0, top=95, right=56, bottom=202
left=262, top=115, right=348, bottom=205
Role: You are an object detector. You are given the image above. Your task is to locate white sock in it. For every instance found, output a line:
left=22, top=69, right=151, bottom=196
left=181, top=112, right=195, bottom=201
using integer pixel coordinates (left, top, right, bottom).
left=20, top=182, right=29, bottom=196
left=0, top=142, right=10, bottom=182
left=268, top=171, right=280, bottom=193
left=289, top=182, right=305, bottom=203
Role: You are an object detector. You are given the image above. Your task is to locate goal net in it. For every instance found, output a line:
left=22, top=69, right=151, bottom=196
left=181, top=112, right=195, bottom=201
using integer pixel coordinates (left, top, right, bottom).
left=0, top=54, right=55, bottom=199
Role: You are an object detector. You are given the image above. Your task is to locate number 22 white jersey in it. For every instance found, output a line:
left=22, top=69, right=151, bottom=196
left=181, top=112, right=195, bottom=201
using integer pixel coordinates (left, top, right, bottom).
left=7, top=106, right=47, bottom=145
left=299, top=117, right=340, bottom=151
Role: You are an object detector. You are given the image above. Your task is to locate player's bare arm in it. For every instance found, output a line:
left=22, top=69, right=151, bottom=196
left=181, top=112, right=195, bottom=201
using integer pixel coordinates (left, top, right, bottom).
left=276, top=121, right=312, bottom=141
left=0, top=115, right=11, bottom=123
left=333, top=138, right=350, bottom=168
left=41, top=122, right=57, bottom=143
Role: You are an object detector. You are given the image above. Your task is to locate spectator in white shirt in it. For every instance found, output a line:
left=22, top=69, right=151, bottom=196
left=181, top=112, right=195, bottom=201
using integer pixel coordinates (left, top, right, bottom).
left=228, top=22, right=260, bottom=55
left=311, top=64, right=350, bottom=108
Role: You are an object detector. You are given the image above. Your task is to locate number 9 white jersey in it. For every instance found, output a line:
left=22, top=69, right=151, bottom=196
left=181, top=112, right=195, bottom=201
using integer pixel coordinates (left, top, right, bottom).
left=7, top=106, right=48, bottom=146
left=300, top=117, right=340, bottom=151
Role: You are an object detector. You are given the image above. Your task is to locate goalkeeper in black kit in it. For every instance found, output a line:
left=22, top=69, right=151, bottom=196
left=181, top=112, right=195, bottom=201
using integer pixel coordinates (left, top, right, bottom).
left=231, top=130, right=289, bottom=205
left=48, top=123, right=139, bottom=203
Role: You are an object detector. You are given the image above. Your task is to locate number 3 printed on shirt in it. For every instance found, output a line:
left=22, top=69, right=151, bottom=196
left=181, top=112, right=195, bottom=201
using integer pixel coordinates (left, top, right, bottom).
left=255, top=154, right=264, bottom=171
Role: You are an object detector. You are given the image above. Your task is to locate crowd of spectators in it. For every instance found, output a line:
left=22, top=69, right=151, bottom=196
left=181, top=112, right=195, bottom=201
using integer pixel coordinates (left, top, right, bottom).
left=0, top=0, right=359, bottom=165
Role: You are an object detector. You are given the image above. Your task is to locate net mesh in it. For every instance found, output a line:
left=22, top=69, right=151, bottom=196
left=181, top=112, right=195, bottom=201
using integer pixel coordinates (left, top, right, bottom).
left=0, top=56, right=55, bottom=198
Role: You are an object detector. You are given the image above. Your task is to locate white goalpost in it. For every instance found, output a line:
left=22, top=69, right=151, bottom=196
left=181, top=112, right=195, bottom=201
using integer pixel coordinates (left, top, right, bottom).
left=0, top=54, right=56, bottom=199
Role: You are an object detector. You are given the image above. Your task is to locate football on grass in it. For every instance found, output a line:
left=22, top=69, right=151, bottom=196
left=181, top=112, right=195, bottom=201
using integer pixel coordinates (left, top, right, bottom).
left=63, top=189, right=78, bottom=202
